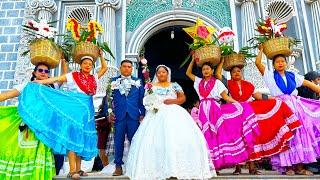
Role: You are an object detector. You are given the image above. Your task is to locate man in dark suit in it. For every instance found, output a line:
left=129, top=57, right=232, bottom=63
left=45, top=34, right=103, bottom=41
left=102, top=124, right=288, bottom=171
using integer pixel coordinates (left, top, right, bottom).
left=108, top=60, right=145, bottom=176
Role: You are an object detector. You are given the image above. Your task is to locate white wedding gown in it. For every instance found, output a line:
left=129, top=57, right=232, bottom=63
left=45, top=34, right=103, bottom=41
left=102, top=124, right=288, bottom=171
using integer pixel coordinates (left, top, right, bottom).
left=126, top=83, right=216, bottom=180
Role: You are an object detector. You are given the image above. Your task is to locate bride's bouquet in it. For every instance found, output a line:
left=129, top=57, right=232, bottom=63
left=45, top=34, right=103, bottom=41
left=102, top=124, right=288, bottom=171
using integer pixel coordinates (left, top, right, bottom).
left=143, top=93, right=162, bottom=113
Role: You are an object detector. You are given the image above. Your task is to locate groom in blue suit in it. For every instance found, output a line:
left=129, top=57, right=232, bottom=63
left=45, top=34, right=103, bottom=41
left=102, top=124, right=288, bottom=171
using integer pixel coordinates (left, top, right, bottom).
left=109, top=60, right=145, bottom=176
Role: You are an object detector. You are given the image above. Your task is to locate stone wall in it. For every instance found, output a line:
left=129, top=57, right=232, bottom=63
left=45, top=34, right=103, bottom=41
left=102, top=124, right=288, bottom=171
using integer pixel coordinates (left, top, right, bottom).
left=0, top=0, right=26, bottom=105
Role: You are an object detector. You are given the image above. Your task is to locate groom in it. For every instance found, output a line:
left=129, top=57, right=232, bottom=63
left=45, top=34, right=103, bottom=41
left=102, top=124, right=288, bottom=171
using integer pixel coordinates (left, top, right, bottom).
left=109, top=60, right=145, bottom=176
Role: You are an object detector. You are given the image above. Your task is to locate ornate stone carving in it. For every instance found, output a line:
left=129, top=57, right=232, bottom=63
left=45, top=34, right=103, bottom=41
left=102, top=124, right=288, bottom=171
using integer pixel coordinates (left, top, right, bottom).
left=172, top=0, right=183, bottom=8
left=235, top=0, right=257, bottom=6
left=95, top=0, right=121, bottom=10
left=305, top=0, right=320, bottom=4
left=288, top=45, right=303, bottom=73
left=126, top=0, right=231, bottom=32
left=28, top=0, right=57, bottom=15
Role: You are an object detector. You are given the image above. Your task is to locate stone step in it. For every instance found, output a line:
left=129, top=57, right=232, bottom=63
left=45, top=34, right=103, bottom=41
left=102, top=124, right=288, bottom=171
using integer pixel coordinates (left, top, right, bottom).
left=53, top=169, right=320, bottom=179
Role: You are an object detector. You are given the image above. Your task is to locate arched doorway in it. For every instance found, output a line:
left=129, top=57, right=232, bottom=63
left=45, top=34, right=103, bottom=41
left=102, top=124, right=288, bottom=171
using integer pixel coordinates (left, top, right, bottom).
left=140, top=25, right=201, bottom=109
left=126, top=10, right=223, bottom=109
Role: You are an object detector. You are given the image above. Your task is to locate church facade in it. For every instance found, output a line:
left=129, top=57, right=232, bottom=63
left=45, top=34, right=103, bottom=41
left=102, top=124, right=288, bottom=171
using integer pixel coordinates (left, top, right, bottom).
left=0, top=0, right=320, bottom=106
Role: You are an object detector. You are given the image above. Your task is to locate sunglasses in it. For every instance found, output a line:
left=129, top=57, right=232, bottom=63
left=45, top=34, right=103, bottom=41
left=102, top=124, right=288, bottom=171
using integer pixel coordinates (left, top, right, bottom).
left=37, top=68, right=50, bottom=73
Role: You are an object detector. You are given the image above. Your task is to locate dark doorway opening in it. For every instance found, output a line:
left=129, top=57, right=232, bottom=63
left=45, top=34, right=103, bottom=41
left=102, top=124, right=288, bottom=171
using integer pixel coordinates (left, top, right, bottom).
left=140, top=25, right=201, bottom=110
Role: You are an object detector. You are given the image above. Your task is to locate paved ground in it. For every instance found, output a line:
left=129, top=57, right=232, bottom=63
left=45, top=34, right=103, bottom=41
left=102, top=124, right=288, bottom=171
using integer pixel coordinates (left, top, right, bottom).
left=54, top=168, right=320, bottom=179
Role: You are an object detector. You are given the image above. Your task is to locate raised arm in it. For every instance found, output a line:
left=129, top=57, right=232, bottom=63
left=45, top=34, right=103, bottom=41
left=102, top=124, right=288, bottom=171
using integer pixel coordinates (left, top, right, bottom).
left=60, top=58, right=68, bottom=76
left=56, top=58, right=68, bottom=87
left=97, top=50, right=107, bottom=79
left=215, top=58, right=224, bottom=81
left=302, top=80, right=320, bottom=94
left=0, top=89, right=20, bottom=102
left=186, top=58, right=196, bottom=81
left=255, top=45, right=266, bottom=76
left=35, top=75, right=67, bottom=85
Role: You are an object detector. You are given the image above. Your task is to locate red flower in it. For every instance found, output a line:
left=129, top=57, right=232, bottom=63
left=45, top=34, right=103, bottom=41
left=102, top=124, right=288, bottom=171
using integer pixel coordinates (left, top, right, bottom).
left=257, top=27, right=266, bottom=34
left=195, top=57, right=200, bottom=63
left=43, top=27, right=49, bottom=32
left=145, top=83, right=153, bottom=90
left=143, top=71, right=150, bottom=79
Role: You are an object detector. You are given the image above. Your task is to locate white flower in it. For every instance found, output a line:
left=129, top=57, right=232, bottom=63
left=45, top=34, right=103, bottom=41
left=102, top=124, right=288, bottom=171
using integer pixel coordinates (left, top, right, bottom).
left=111, top=80, right=120, bottom=90
left=108, top=108, right=113, bottom=113
left=143, top=94, right=163, bottom=113
left=134, top=80, right=141, bottom=88
left=140, top=58, right=148, bottom=65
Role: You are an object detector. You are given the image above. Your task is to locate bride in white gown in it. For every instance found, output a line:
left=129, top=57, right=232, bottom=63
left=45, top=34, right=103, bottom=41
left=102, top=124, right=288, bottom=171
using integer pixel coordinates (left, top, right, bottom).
left=126, top=65, right=216, bottom=180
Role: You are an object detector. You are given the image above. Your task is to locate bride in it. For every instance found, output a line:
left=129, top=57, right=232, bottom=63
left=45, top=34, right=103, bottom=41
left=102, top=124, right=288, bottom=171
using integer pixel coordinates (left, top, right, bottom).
left=125, top=65, right=216, bottom=180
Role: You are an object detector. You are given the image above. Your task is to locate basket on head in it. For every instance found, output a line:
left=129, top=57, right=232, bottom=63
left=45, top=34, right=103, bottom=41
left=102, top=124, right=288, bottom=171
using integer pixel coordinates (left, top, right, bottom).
left=72, top=42, right=99, bottom=64
left=263, top=37, right=292, bottom=59
left=29, top=39, right=62, bottom=69
left=194, top=44, right=221, bottom=67
left=223, top=53, right=246, bottom=71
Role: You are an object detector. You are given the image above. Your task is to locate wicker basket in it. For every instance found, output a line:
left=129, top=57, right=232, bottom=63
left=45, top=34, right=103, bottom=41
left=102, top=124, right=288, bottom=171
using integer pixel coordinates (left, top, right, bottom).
left=194, top=44, right=221, bottom=67
left=73, top=42, right=100, bottom=64
left=223, top=53, right=246, bottom=71
left=29, top=39, right=62, bottom=69
left=263, top=37, right=292, bottom=59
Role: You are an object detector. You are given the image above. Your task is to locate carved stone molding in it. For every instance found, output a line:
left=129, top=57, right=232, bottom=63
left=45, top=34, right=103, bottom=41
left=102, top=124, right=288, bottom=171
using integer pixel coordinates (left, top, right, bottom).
left=95, top=0, right=121, bottom=10
left=305, top=0, right=320, bottom=4
left=235, top=0, right=257, bottom=6
left=28, top=0, right=57, bottom=15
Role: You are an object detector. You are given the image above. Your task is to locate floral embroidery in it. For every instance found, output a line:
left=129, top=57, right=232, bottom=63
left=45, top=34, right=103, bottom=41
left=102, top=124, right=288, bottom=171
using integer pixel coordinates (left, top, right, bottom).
left=111, top=78, right=141, bottom=95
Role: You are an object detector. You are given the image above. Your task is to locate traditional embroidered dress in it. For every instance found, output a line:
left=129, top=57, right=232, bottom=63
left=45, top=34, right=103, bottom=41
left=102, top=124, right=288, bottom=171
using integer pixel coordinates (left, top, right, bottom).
left=227, top=79, right=301, bottom=160
left=17, top=72, right=98, bottom=160
left=263, top=69, right=320, bottom=172
left=126, top=83, right=215, bottom=179
left=194, top=76, right=259, bottom=170
left=0, top=106, right=55, bottom=179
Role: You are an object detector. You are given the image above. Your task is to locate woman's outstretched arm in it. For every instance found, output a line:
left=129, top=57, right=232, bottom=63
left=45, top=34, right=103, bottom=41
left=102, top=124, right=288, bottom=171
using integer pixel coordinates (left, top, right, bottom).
left=186, top=58, right=196, bottom=81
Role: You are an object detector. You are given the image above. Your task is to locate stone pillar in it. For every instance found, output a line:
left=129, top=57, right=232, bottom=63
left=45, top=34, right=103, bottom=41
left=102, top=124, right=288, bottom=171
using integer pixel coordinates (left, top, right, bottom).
left=13, top=0, right=57, bottom=85
left=95, top=0, right=121, bottom=67
left=288, top=45, right=303, bottom=73
left=236, top=0, right=267, bottom=91
left=306, top=0, right=320, bottom=70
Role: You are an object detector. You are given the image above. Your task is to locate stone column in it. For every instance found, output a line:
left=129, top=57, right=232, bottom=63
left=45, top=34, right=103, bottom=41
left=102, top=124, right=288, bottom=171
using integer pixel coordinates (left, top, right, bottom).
left=236, top=0, right=267, bottom=91
left=95, top=0, right=121, bottom=67
left=13, top=0, right=57, bottom=85
left=288, top=45, right=303, bottom=73
left=306, top=0, right=320, bottom=69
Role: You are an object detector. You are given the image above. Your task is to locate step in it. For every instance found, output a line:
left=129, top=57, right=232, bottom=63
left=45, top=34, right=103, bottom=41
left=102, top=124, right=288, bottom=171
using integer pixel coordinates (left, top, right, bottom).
left=54, top=169, right=320, bottom=179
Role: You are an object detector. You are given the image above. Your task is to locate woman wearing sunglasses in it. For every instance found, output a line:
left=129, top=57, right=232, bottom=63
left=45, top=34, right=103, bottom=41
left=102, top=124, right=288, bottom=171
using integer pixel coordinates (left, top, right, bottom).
left=0, top=58, right=67, bottom=179
left=17, top=50, right=107, bottom=179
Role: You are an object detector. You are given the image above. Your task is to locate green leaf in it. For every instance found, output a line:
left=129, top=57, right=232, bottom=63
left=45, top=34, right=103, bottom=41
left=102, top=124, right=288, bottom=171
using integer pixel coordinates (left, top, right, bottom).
left=100, top=42, right=115, bottom=59
left=21, top=50, right=30, bottom=56
left=179, top=54, right=192, bottom=68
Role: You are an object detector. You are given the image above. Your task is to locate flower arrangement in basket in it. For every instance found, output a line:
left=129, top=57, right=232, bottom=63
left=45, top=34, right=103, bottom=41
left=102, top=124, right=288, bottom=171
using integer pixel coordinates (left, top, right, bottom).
left=249, top=17, right=300, bottom=59
left=22, top=19, right=62, bottom=68
left=217, top=27, right=255, bottom=71
left=181, top=17, right=221, bottom=68
left=61, top=18, right=114, bottom=63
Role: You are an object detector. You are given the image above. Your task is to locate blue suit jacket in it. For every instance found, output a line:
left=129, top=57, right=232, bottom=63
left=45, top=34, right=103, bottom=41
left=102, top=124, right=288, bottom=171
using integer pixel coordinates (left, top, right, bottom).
left=108, top=76, right=145, bottom=121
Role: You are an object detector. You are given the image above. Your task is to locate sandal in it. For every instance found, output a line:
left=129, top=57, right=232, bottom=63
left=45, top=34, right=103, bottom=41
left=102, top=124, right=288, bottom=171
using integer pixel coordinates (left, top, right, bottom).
left=285, top=169, right=295, bottom=176
left=67, top=172, right=80, bottom=179
left=78, top=170, right=88, bottom=176
left=296, top=169, right=313, bottom=176
left=249, top=169, right=262, bottom=175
